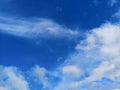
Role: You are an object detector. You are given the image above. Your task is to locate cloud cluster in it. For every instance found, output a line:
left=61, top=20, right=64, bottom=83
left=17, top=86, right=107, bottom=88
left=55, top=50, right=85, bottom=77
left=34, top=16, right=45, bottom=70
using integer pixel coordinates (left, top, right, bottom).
left=0, top=65, right=54, bottom=90
left=56, top=23, right=120, bottom=90
left=1, top=4, right=120, bottom=90
left=0, top=22, right=120, bottom=90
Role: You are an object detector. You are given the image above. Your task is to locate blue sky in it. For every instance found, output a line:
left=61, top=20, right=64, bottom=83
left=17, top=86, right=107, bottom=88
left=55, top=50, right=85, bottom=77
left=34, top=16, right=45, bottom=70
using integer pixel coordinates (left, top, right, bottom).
left=0, top=0, right=120, bottom=90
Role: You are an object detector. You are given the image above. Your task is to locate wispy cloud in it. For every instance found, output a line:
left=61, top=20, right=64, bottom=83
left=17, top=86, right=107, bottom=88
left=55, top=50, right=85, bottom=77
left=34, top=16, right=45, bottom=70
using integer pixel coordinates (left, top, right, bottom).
left=108, top=0, right=118, bottom=6
left=0, top=16, right=79, bottom=39
left=30, top=65, right=51, bottom=89
left=113, top=9, right=120, bottom=20
left=93, top=0, right=118, bottom=7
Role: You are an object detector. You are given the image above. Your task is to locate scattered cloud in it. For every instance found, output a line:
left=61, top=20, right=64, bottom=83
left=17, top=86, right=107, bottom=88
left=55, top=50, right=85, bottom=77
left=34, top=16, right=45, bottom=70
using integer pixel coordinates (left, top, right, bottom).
left=1, top=3, right=120, bottom=90
left=0, top=22, right=120, bottom=90
left=0, top=16, right=79, bottom=40
left=31, top=65, right=51, bottom=89
left=0, top=66, right=29, bottom=90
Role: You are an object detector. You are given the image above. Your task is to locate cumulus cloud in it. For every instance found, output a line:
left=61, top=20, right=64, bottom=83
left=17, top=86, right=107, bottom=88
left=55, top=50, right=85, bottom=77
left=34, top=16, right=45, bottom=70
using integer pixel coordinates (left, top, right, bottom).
left=0, top=16, right=79, bottom=39
left=49, top=23, right=120, bottom=90
left=58, top=23, right=120, bottom=90
left=0, top=22, right=120, bottom=90
left=62, top=65, right=82, bottom=79
left=0, top=65, right=55, bottom=90
left=1, top=6, right=120, bottom=90
left=0, top=66, right=29, bottom=90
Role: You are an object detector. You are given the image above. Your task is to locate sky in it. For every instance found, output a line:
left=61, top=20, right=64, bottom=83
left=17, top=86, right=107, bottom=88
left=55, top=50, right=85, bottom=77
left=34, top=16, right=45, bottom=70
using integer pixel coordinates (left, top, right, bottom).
left=0, top=0, right=120, bottom=90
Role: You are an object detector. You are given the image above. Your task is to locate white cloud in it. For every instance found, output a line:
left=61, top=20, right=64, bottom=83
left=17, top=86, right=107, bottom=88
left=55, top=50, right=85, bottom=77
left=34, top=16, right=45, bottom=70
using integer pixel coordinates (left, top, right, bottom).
left=0, top=66, right=29, bottom=90
left=31, top=65, right=51, bottom=89
left=0, top=16, right=79, bottom=39
left=53, top=22, right=120, bottom=90
left=0, top=22, right=120, bottom=90
left=0, top=65, right=54, bottom=90
left=62, top=65, right=82, bottom=79
left=1, top=6, right=120, bottom=90
left=73, top=23, right=120, bottom=89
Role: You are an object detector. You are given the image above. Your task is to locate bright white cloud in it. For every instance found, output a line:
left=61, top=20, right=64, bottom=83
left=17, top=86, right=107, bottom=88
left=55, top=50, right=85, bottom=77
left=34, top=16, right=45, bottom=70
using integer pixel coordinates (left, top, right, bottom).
left=52, top=22, right=120, bottom=90
left=64, top=23, right=120, bottom=89
left=0, top=16, right=79, bottom=39
left=0, top=65, right=54, bottom=90
left=0, top=66, right=29, bottom=90
left=1, top=7, right=120, bottom=90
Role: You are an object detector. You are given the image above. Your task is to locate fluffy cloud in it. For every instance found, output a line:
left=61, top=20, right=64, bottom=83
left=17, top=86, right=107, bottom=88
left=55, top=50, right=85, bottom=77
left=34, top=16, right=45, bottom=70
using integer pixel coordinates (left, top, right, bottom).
left=0, top=65, right=54, bottom=90
left=0, top=66, right=29, bottom=90
left=0, top=22, right=120, bottom=90
left=0, top=16, right=79, bottom=39
left=62, top=65, right=82, bottom=79
left=1, top=7, right=120, bottom=90
left=49, top=23, right=120, bottom=90
left=31, top=65, right=51, bottom=89
left=60, top=23, right=120, bottom=90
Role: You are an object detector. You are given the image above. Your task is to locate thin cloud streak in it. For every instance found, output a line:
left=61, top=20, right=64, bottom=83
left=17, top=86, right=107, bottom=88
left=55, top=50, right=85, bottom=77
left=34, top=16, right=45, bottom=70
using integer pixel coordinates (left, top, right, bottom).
left=0, top=16, right=79, bottom=39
